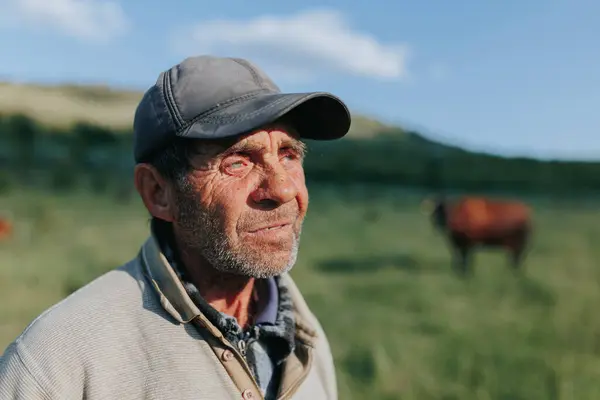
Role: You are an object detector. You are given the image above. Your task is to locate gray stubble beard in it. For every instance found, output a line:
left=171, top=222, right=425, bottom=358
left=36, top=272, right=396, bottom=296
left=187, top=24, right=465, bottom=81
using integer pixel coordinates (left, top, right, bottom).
left=174, top=181, right=302, bottom=279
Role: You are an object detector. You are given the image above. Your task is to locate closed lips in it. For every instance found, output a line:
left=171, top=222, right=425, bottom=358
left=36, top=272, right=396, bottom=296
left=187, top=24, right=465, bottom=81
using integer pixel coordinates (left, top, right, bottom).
left=247, top=222, right=292, bottom=233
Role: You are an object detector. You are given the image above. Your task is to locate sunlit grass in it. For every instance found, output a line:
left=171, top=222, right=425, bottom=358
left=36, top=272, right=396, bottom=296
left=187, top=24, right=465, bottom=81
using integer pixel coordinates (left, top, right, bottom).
left=1, top=185, right=600, bottom=399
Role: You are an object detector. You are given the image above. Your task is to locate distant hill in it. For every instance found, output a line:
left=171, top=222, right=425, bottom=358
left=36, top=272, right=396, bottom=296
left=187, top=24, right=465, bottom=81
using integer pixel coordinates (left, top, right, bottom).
left=0, top=80, right=478, bottom=164
left=1, top=81, right=599, bottom=195
left=0, top=80, right=442, bottom=143
left=0, top=81, right=142, bottom=131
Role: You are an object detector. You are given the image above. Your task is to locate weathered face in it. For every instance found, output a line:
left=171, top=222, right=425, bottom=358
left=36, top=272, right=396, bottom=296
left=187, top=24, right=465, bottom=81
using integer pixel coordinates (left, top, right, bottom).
left=170, top=124, right=309, bottom=278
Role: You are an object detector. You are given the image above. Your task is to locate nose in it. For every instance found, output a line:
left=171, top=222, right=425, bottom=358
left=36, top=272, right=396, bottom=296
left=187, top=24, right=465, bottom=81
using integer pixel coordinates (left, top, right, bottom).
left=250, top=165, right=298, bottom=209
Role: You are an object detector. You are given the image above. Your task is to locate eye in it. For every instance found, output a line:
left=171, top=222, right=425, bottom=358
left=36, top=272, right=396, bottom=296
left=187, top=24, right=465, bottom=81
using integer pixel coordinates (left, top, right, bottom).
left=280, top=147, right=302, bottom=161
left=225, top=159, right=248, bottom=170
left=222, top=154, right=251, bottom=175
left=230, top=160, right=246, bottom=169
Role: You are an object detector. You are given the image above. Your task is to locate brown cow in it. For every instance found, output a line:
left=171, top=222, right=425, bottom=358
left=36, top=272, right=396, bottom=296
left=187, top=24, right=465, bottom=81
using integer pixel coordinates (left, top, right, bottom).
left=421, top=195, right=532, bottom=276
left=0, top=217, right=12, bottom=241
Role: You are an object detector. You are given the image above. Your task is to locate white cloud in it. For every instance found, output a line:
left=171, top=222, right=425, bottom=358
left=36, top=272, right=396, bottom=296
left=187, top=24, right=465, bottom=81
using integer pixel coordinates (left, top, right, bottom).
left=1, top=0, right=129, bottom=43
left=174, top=9, right=410, bottom=82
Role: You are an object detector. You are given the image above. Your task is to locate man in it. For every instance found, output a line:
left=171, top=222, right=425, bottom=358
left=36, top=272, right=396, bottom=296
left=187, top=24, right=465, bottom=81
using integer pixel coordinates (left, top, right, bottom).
left=0, top=55, right=351, bottom=399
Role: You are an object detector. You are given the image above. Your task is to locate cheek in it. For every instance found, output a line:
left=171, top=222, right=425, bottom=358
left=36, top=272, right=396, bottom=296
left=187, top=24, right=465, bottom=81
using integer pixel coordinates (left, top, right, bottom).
left=185, top=173, right=247, bottom=227
left=289, top=167, right=309, bottom=214
left=211, top=181, right=253, bottom=228
left=191, top=172, right=243, bottom=208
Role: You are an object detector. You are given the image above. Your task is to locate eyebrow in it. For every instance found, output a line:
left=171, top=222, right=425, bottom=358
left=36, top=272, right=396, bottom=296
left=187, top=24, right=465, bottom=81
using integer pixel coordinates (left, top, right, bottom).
left=285, top=140, right=307, bottom=157
left=222, top=138, right=307, bottom=158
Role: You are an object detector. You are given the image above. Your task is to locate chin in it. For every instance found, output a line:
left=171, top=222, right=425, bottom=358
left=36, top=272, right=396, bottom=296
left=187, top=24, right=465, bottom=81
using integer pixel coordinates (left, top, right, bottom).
left=244, top=237, right=297, bottom=255
left=228, top=237, right=299, bottom=278
left=251, top=264, right=295, bottom=279
left=247, top=250, right=298, bottom=278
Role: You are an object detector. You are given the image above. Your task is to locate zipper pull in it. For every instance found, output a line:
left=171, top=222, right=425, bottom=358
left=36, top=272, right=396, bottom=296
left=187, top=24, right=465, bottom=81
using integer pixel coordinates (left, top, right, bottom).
left=238, top=339, right=247, bottom=356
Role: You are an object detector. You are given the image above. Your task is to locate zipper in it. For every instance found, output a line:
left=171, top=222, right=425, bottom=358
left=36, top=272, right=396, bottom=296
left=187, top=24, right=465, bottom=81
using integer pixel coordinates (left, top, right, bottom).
left=237, top=338, right=247, bottom=356
left=194, top=318, right=314, bottom=400
left=193, top=318, right=264, bottom=399
left=224, top=337, right=257, bottom=386
left=238, top=325, right=260, bottom=357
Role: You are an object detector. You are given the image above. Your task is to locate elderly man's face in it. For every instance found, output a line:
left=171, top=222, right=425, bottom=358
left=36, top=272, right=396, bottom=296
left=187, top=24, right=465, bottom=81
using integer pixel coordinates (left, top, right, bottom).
left=171, top=124, right=308, bottom=278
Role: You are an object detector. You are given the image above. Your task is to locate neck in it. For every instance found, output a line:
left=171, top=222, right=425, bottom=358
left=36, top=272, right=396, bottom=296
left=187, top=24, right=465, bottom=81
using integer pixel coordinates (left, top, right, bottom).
left=175, top=237, right=259, bottom=329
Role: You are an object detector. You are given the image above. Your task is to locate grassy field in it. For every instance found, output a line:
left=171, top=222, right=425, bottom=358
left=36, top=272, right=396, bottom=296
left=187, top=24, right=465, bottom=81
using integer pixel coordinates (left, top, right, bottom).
left=1, top=185, right=600, bottom=399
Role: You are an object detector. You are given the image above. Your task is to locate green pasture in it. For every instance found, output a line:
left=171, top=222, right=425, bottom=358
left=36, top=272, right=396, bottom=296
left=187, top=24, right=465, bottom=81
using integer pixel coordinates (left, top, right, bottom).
left=1, top=185, right=600, bottom=399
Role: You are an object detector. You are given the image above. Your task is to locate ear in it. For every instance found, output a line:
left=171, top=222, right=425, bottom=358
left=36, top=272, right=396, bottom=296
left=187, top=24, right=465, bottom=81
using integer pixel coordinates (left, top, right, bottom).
left=133, top=163, right=176, bottom=222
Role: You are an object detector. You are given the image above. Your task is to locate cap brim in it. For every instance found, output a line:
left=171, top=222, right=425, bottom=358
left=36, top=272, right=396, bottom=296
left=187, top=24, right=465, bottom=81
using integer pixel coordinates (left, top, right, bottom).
left=178, top=92, right=351, bottom=141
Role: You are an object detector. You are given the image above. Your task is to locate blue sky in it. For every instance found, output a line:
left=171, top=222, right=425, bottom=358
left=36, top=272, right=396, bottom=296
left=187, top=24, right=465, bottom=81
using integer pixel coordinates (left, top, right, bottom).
left=1, top=0, right=598, bottom=160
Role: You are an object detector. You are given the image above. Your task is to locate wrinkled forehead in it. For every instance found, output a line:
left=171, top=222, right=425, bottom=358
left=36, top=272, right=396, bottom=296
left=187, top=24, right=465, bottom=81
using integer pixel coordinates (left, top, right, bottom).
left=191, top=121, right=303, bottom=157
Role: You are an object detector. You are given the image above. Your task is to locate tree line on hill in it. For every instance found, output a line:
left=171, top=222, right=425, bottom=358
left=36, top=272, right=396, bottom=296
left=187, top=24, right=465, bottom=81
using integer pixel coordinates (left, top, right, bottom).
left=1, top=112, right=599, bottom=198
